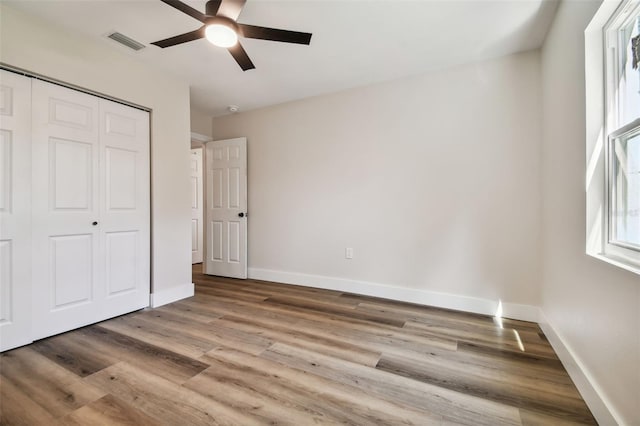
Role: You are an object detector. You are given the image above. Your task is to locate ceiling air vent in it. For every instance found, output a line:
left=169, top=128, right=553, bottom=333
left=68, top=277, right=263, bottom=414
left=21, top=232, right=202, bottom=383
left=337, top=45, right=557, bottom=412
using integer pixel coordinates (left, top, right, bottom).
left=107, top=32, right=146, bottom=51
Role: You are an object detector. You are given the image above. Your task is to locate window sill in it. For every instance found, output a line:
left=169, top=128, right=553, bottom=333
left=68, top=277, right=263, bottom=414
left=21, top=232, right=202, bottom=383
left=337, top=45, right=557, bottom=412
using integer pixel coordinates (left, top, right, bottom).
left=587, top=252, right=640, bottom=276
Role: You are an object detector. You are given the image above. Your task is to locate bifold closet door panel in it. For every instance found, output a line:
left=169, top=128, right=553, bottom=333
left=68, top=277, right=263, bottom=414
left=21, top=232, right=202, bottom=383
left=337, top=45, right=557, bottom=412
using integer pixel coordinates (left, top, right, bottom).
left=31, top=80, right=103, bottom=339
left=0, top=71, right=32, bottom=351
left=99, top=98, right=150, bottom=315
left=31, top=80, right=150, bottom=340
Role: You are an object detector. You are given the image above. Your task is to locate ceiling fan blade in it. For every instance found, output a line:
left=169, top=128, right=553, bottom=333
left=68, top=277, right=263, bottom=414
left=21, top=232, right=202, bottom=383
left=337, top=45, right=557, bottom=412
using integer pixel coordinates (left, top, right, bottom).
left=228, top=42, right=255, bottom=71
left=217, top=0, right=247, bottom=21
left=151, top=27, right=205, bottom=48
left=159, top=0, right=207, bottom=23
left=239, top=24, right=312, bottom=45
left=205, top=0, right=222, bottom=16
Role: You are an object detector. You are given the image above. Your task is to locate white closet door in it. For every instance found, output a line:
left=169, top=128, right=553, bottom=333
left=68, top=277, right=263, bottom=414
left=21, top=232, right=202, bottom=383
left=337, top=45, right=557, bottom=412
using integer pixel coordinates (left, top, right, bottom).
left=99, top=99, right=150, bottom=315
left=31, top=80, right=149, bottom=339
left=0, top=71, right=32, bottom=351
left=31, top=80, right=101, bottom=339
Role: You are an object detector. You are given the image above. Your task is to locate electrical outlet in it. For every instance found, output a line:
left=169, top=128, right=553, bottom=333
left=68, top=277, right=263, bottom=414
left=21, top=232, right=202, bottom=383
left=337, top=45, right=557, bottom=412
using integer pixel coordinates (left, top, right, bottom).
left=345, top=247, right=353, bottom=259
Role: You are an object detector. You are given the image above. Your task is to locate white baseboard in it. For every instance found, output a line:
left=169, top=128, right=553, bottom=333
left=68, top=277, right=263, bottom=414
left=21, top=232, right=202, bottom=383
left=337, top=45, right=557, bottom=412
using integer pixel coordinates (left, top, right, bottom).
left=150, top=282, right=194, bottom=308
left=538, top=311, right=619, bottom=425
left=248, top=268, right=539, bottom=322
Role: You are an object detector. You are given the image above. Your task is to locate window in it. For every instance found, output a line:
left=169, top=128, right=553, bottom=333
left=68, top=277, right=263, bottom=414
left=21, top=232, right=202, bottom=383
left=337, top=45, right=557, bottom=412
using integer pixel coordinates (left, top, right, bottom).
left=604, top=0, right=640, bottom=266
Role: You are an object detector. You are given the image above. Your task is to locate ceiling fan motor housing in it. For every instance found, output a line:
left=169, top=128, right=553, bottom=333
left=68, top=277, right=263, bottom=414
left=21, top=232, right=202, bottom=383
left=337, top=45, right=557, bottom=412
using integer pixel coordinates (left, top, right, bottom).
left=208, top=16, right=239, bottom=32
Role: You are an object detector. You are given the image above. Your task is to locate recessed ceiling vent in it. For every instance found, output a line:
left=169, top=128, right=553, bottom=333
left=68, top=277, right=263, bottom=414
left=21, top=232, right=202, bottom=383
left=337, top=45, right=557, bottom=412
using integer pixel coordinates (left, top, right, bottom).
left=107, top=32, right=146, bottom=51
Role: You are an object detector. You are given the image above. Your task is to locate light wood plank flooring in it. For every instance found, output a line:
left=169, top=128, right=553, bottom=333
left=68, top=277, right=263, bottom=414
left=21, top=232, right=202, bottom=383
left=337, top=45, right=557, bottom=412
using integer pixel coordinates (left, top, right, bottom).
left=0, top=265, right=596, bottom=425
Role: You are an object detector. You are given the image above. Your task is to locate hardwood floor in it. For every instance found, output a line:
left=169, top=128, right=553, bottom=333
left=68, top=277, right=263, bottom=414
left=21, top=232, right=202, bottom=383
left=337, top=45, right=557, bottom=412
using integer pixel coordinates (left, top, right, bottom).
left=0, top=265, right=596, bottom=425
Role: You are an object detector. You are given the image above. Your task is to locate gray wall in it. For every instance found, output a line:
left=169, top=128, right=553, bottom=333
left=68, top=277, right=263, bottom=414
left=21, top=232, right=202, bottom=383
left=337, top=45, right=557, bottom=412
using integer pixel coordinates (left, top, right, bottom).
left=212, top=51, right=543, bottom=314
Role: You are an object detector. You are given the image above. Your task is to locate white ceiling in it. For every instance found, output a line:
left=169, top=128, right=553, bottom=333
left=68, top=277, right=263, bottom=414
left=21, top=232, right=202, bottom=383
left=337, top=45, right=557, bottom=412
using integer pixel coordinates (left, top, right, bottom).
left=6, top=0, right=558, bottom=117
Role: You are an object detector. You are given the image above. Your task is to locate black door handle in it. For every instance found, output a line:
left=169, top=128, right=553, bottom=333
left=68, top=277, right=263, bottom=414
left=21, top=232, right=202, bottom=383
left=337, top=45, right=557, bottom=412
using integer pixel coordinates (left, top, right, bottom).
left=238, top=212, right=245, bottom=218
left=92, top=221, right=98, bottom=226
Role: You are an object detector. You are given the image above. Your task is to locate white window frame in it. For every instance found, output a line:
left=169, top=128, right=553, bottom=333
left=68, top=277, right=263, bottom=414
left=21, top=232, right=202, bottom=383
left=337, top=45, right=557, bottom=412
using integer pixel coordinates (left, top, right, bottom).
left=605, top=120, right=640, bottom=263
left=586, top=0, right=640, bottom=275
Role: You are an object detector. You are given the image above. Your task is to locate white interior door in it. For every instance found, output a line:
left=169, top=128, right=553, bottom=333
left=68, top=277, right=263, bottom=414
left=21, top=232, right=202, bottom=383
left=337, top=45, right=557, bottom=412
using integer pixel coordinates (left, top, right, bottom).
left=204, top=138, right=247, bottom=278
left=191, top=148, right=203, bottom=264
left=31, top=80, right=149, bottom=340
left=0, top=71, right=32, bottom=351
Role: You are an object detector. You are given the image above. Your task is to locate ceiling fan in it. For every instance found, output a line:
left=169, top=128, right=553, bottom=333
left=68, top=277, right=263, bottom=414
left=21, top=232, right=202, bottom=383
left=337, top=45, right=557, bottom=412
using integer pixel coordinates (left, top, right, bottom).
left=151, top=0, right=312, bottom=71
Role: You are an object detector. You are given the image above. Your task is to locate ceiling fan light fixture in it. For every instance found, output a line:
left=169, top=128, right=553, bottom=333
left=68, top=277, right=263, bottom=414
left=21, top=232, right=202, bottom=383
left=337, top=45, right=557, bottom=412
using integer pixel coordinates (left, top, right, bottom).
left=152, top=0, right=312, bottom=70
left=205, top=20, right=238, bottom=48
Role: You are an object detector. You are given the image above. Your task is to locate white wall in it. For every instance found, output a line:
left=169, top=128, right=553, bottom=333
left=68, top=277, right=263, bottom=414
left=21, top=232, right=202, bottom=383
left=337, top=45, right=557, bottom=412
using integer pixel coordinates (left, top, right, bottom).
left=0, top=4, right=193, bottom=302
left=191, top=107, right=213, bottom=139
left=212, top=51, right=542, bottom=317
left=540, top=1, right=640, bottom=424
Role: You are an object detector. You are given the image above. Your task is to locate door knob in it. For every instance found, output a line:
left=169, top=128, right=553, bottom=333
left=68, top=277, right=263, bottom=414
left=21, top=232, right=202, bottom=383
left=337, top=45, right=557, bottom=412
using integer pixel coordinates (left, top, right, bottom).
left=92, top=221, right=98, bottom=226
left=238, top=212, right=245, bottom=218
